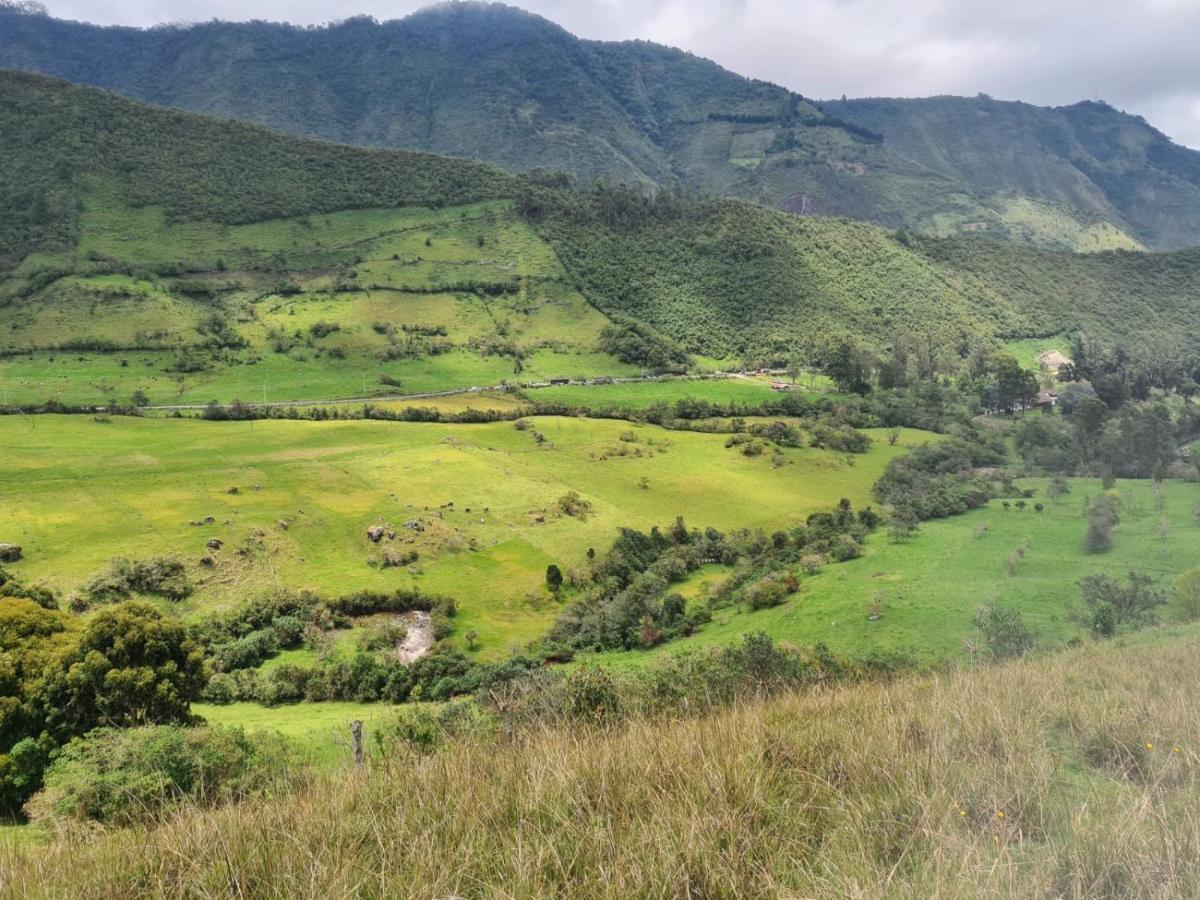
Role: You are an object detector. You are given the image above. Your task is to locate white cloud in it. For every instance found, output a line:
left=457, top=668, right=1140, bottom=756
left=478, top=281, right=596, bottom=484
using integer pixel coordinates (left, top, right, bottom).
left=39, top=0, right=1200, bottom=147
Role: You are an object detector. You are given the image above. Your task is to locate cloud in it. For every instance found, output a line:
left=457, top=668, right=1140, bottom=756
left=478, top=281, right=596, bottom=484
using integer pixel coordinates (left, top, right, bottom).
left=39, top=0, right=1200, bottom=147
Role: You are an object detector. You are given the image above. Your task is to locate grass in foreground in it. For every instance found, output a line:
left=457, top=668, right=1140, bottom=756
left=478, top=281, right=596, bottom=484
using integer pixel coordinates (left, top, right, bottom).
left=6, top=626, right=1200, bottom=896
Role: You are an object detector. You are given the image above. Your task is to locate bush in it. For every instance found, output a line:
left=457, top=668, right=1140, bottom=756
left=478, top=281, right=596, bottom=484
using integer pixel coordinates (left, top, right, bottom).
left=563, top=667, right=622, bottom=725
left=744, top=572, right=798, bottom=611
left=359, top=620, right=407, bottom=652
left=27, top=725, right=291, bottom=827
left=556, top=491, right=592, bottom=519
left=1078, top=571, right=1166, bottom=635
left=973, top=603, right=1034, bottom=660
left=81, top=556, right=192, bottom=604
left=1084, top=494, right=1121, bottom=553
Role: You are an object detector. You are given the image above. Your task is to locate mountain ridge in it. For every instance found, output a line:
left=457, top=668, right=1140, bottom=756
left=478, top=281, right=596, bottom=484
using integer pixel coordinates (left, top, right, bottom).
left=4, top=1, right=1200, bottom=249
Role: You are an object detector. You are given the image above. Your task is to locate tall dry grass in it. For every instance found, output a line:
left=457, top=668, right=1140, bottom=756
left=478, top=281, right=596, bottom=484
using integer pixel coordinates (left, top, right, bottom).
left=5, top=628, right=1200, bottom=898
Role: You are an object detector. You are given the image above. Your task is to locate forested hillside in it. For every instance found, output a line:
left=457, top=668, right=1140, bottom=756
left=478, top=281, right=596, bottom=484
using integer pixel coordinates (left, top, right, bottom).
left=0, top=69, right=516, bottom=270
left=525, top=183, right=1200, bottom=361
left=4, top=2, right=1200, bottom=250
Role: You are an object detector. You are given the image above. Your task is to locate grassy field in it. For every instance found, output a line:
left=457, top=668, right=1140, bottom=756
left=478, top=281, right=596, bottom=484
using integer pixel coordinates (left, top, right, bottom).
left=0, top=415, right=921, bottom=658
left=1005, top=336, right=1073, bottom=373
left=598, top=477, right=1200, bottom=668
left=10, top=624, right=1200, bottom=896
left=193, top=702, right=399, bottom=765
left=526, top=374, right=833, bottom=409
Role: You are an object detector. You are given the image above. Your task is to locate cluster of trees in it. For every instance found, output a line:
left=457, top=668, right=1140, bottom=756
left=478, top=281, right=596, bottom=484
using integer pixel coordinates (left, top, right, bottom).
left=873, top=428, right=1007, bottom=520
left=549, top=502, right=878, bottom=652
left=0, top=599, right=204, bottom=812
left=1015, top=394, right=1193, bottom=481
left=190, top=588, right=455, bottom=675
left=597, top=320, right=691, bottom=373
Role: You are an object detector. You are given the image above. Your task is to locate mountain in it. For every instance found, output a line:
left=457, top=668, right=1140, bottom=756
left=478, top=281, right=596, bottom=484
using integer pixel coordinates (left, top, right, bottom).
left=3, top=2, right=1200, bottom=250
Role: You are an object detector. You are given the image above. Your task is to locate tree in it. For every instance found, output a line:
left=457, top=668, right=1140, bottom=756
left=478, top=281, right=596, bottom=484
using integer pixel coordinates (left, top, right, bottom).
left=889, top=506, right=919, bottom=543
left=989, top=354, right=1039, bottom=415
left=1085, top=494, right=1120, bottom=553
left=974, top=603, right=1034, bottom=660
left=1078, top=571, right=1166, bottom=635
left=1174, top=568, right=1200, bottom=622
left=545, top=565, right=564, bottom=594
left=0, top=600, right=202, bottom=813
left=42, top=602, right=204, bottom=736
left=464, top=629, right=479, bottom=651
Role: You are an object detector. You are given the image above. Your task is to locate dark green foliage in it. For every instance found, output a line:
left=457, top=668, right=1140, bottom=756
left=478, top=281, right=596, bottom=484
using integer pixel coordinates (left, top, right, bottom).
left=1078, top=571, right=1167, bottom=635
left=874, top=429, right=1005, bottom=520
left=0, top=599, right=205, bottom=812
left=1085, top=495, right=1121, bottom=553
left=6, top=4, right=1200, bottom=249
left=597, top=320, right=690, bottom=373
left=28, top=724, right=291, bottom=826
left=80, top=555, right=192, bottom=604
left=550, top=504, right=873, bottom=652
left=0, top=69, right=515, bottom=269
left=973, top=603, right=1035, bottom=660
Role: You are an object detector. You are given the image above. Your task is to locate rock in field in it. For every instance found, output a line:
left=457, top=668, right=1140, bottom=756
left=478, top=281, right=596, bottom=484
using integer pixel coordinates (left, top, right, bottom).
left=0, top=544, right=22, bottom=563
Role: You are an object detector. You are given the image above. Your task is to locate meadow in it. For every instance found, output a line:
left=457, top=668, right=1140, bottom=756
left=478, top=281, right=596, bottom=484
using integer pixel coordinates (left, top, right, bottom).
left=600, top=477, right=1200, bottom=667
left=0, top=415, right=919, bottom=658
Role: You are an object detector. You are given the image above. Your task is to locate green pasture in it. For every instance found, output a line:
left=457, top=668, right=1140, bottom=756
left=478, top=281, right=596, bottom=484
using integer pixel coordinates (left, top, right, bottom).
left=525, top=375, right=831, bottom=410
left=192, top=702, right=399, bottom=765
left=0, top=416, right=923, bottom=658
left=599, top=477, right=1200, bottom=668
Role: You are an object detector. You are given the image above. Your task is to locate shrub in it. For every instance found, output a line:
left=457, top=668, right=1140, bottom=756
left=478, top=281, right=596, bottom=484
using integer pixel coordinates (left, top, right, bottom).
left=556, top=491, right=592, bottom=519
left=1085, top=495, right=1121, bottom=553
left=744, top=573, right=797, bottom=611
left=973, top=603, right=1034, bottom=660
left=308, top=320, right=340, bottom=338
left=1078, top=571, right=1166, bottom=635
left=1174, top=568, right=1200, bottom=622
left=27, top=725, right=292, bottom=827
left=81, top=556, right=192, bottom=604
left=564, top=667, right=622, bottom=725
left=359, top=620, right=407, bottom=652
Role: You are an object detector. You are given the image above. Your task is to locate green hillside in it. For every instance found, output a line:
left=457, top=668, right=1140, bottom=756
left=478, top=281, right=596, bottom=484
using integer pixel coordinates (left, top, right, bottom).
left=4, top=71, right=1200, bottom=408
left=4, top=3, right=1200, bottom=249
left=528, top=185, right=1200, bottom=360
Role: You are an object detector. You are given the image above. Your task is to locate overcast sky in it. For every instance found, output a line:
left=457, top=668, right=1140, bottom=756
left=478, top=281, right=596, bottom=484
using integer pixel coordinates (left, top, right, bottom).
left=38, top=0, right=1200, bottom=148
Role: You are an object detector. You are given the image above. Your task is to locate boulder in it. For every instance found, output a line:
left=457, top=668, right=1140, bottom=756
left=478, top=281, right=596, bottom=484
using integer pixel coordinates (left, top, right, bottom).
left=277, top=520, right=289, bottom=531
left=202, top=515, right=216, bottom=525
left=366, top=525, right=386, bottom=543
left=0, top=544, right=22, bottom=563
left=206, top=538, right=224, bottom=550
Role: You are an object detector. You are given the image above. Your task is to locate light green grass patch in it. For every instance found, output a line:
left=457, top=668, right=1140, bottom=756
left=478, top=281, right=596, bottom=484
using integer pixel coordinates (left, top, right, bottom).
left=0, top=416, right=926, bottom=657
